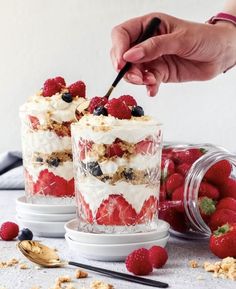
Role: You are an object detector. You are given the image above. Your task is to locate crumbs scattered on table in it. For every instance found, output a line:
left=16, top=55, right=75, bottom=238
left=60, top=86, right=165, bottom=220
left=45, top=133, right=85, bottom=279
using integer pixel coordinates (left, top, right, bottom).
left=90, top=280, right=114, bottom=289
left=204, top=257, right=236, bottom=281
left=75, top=269, right=88, bottom=279
left=189, top=260, right=199, bottom=268
left=19, top=263, right=29, bottom=269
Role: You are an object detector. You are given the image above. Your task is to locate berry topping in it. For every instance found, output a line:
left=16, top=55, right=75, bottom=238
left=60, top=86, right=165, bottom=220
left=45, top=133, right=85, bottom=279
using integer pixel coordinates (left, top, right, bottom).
left=28, top=115, right=40, bottom=130
left=96, top=195, right=137, bottom=226
left=125, top=248, right=153, bottom=276
left=47, top=157, right=60, bottom=167
left=54, top=76, right=66, bottom=87
left=18, top=228, right=33, bottom=241
left=62, top=92, right=73, bottom=103
left=88, top=97, right=108, bottom=113
left=106, top=98, right=131, bottom=119
left=0, top=222, right=19, bottom=241
left=42, top=78, right=61, bottom=97
left=149, top=246, right=168, bottom=268
left=131, top=106, right=144, bottom=117
left=93, top=106, right=108, bottom=116
left=68, top=81, right=86, bottom=98
left=119, top=95, right=137, bottom=106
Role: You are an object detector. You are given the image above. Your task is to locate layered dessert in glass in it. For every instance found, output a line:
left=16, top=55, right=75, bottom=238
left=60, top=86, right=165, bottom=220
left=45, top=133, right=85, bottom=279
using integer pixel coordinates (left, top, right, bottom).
left=72, top=95, right=162, bottom=233
left=20, top=76, right=86, bottom=204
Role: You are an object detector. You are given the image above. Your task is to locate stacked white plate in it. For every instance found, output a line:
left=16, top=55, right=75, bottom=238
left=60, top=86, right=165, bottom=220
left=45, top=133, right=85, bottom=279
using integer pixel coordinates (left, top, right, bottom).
left=65, top=219, right=170, bottom=261
left=16, top=196, right=76, bottom=238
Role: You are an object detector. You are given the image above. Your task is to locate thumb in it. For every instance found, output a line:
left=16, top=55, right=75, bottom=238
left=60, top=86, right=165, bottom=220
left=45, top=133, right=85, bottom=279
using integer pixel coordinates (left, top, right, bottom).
left=123, top=33, right=182, bottom=63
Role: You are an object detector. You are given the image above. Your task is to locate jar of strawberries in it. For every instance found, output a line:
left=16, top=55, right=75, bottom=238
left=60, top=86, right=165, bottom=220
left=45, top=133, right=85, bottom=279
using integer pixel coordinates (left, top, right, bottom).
left=159, top=143, right=236, bottom=238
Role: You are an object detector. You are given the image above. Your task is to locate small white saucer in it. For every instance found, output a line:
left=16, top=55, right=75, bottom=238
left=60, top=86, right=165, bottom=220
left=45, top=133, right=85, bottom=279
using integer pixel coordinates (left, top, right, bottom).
left=16, top=196, right=76, bottom=214
left=65, top=233, right=170, bottom=261
left=17, top=209, right=76, bottom=222
left=65, top=219, right=170, bottom=244
left=16, top=216, right=66, bottom=238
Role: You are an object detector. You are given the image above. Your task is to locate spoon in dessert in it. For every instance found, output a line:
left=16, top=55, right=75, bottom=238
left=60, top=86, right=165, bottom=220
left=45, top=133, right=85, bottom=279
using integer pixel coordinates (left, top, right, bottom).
left=75, top=17, right=161, bottom=119
left=18, top=240, right=168, bottom=288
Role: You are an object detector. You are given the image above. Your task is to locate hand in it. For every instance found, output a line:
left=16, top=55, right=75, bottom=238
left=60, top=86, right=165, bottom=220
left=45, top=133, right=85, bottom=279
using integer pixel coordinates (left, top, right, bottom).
left=111, top=13, right=236, bottom=96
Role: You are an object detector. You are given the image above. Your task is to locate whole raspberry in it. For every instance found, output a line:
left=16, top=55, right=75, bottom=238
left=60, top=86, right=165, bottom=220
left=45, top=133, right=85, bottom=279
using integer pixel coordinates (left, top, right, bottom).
left=68, top=81, right=86, bottom=98
left=149, top=246, right=168, bottom=268
left=125, top=248, right=153, bottom=275
left=54, top=76, right=66, bottom=87
left=119, top=95, right=137, bottom=107
left=106, top=98, right=131, bottom=119
left=88, top=97, right=108, bottom=113
left=42, top=78, right=61, bottom=97
left=0, top=222, right=19, bottom=241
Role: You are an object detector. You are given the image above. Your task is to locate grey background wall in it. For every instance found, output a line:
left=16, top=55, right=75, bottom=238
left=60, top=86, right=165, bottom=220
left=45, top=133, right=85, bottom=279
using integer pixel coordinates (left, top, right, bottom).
left=0, top=0, right=235, bottom=152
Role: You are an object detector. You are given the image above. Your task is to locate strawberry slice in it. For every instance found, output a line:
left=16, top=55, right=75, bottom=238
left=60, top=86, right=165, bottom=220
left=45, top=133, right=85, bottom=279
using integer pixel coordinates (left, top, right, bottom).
left=78, top=139, right=93, bottom=160
left=24, top=169, right=34, bottom=193
left=106, top=143, right=124, bottom=158
left=34, top=169, right=74, bottom=197
left=77, top=191, right=93, bottom=223
left=135, top=139, right=155, bottom=155
left=28, top=115, right=40, bottom=130
left=96, top=195, right=137, bottom=226
left=137, top=196, right=157, bottom=224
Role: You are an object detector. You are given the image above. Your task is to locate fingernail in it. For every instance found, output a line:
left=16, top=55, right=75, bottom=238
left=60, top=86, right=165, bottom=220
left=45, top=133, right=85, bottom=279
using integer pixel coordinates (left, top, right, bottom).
left=124, top=47, right=145, bottom=62
left=127, top=73, right=143, bottom=84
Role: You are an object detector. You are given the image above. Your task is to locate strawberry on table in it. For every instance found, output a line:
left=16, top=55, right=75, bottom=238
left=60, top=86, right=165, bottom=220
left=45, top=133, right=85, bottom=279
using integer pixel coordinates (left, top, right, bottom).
left=208, top=208, right=236, bottom=231
left=220, top=178, right=236, bottom=199
left=204, top=160, right=232, bottom=185
left=199, top=182, right=220, bottom=200
left=96, top=195, right=137, bottom=226
left=209, top=223, right=236, bottom=258
left=216, top=197, right=236, bottom=212
left=125, top=248, right=153, bottom=275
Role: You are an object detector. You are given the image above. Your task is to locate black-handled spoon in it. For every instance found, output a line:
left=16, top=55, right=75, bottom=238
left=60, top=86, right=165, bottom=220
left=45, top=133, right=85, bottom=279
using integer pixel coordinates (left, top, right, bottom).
left=69, top=261, right=168, bottom=288
left=104, top=17, right=161, bottom=99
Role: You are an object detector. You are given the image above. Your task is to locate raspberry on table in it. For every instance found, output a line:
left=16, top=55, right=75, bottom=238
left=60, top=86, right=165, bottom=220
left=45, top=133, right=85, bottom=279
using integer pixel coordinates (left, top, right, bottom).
left=0, top=221, right=19, bottom=241
left=125, top=248, right=153, bottom=275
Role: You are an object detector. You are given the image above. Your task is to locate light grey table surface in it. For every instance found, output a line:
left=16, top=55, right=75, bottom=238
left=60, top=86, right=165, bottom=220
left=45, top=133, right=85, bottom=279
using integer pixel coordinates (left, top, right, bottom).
left=0, top=190, right=233, bottom=289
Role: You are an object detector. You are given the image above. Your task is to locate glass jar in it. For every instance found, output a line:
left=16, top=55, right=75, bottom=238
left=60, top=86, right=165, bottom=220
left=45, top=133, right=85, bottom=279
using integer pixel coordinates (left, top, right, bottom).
left=71, top=121, right=163, bottom=234
left=159, top=143, right=236, bottom=238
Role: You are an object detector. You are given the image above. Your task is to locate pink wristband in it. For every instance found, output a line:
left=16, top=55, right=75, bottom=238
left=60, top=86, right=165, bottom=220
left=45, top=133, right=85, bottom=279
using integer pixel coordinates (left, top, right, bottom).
left=208, top=12, right=236, bottom=26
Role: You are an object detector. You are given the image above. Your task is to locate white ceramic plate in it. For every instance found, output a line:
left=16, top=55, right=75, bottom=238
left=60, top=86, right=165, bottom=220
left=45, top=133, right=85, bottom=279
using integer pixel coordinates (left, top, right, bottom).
left=65, top=233, right=170, bottom=261
left=16, top=209, right=76, bottom=222
left=16, top=196, right=76, bottom=214
left=16, top=216, right=66, bottom=238
left=65, top=219, right=170, bottom=244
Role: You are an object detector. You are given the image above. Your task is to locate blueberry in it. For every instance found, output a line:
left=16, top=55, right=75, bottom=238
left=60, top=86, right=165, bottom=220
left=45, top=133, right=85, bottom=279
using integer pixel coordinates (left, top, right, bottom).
left=131, top=106, right=144, bottom=117
left=18, top=228, right=33, bottom=241
left=86, top=161, right=103, bottom=176
left=62, top=92, right=73, bottom=103
left=123, top=168, right=134, bottom=180
left=93, top=106, right=108, bottom=116
left=47, top=158, right=60, bottom=167
left=36, top=157, right=43, bottom=163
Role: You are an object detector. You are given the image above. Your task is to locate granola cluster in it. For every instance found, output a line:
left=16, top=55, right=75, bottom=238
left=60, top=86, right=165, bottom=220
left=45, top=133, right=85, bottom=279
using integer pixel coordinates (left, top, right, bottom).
left=204, top=257, right=236, bottom=280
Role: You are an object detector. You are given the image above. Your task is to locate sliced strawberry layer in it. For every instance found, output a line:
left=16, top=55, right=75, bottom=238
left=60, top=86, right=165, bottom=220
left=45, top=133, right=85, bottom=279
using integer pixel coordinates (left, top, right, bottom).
left=78, top=139, right=94, bottom=160
left=77, top=191, right=93, bottom=223
left=28, top=115, right=40, bottom=130
left=24, top=169, right=34, bottom=193
left=137, top=196, right=157, bottom=224
left=29, top=169, right=75, bottom=197
left=135, top=139, right=156, bottom=155
left=96, top=194, right=137, bottom=226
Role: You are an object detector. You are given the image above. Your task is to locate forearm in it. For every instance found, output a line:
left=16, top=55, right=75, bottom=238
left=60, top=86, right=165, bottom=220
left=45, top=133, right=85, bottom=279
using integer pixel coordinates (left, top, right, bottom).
left=223, top=0, right=236, bottom=16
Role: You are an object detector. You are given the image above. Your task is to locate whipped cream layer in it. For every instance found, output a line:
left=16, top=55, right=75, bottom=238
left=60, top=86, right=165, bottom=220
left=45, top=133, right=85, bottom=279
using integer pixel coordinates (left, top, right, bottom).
left=21, top=130, right=71, bottom=154
left=20, top=93, right=85, bottom=123
left=71, top=115, right=162, bottom=145
left=26, top=160, right=74, bottom=182
left=88, top=153, right=161, bottom=175
left=77, top=176, right=158, bottom=215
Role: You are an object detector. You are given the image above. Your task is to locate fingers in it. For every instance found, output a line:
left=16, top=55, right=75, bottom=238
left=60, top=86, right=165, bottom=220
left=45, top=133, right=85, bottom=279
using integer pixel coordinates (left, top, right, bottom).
left=111, top=17, right=144, bottom=69
left=123, top=33, right=183, bottom=63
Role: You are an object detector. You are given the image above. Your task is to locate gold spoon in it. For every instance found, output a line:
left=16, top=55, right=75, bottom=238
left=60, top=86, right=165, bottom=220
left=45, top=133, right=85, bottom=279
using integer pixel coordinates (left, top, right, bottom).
left=18, top=240, right=168, bottom=288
